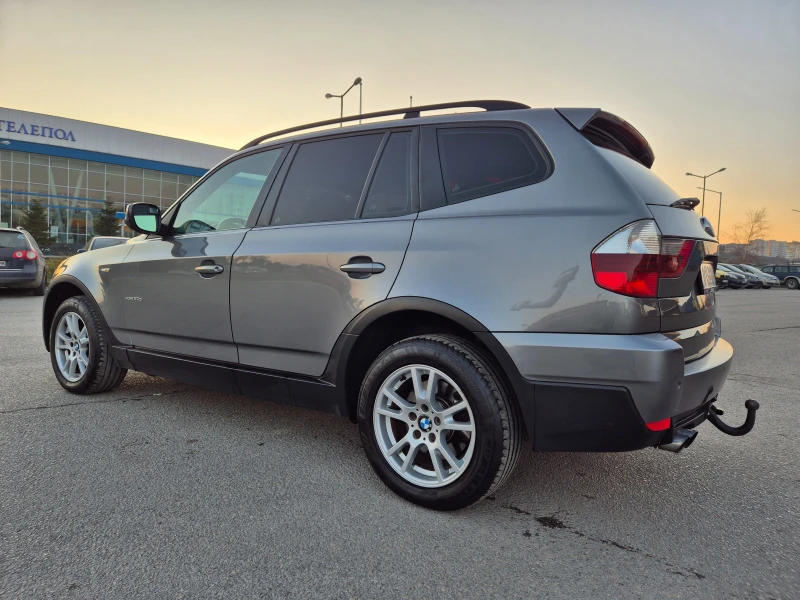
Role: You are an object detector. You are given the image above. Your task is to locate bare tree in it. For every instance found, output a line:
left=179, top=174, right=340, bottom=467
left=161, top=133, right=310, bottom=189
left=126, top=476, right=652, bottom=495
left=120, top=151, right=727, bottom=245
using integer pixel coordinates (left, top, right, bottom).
left=732, top=207, right=771, bottom=262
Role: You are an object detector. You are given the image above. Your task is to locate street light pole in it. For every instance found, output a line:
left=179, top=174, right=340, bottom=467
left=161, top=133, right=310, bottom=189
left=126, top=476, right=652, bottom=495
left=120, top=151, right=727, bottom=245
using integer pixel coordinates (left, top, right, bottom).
left=325, top=77, right=363, bottom=127
left=698, top=186, right=722, bottom=237
left=686, top=167, right=726, bottom=216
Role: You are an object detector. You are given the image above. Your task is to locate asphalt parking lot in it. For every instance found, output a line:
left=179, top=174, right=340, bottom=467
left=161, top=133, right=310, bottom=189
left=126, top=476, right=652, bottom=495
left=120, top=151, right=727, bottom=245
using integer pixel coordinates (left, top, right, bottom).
left=1, top=288, right=798, bottom=599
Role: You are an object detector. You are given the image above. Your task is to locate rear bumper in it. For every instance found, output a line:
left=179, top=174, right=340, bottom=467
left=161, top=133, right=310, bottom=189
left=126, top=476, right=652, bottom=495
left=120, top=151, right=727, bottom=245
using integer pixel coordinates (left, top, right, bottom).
left=492, top=330, right=733, bottom=451
left=0, top=268, right=42, bottom=288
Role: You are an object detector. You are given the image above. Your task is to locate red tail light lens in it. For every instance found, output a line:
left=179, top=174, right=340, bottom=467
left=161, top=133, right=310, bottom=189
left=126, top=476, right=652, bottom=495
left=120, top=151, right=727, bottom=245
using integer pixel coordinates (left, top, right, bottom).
left=660, top=239, right=694, bottom=278
left=591, top=220, right=696, bottom=298
left=11, top=250, right=38, bottom=260
left=591, top=221, right=660, bottom=298
left=25, top=250, right=38, bottom=260
left=645, top=418, right=671, bottom=431
left=12, top=250, right=25, bottom=259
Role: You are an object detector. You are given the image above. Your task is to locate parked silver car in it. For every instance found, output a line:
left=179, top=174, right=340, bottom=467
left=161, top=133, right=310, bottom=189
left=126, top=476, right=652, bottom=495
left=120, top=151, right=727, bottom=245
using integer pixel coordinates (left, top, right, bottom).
left=735, top=264, right=780, bottom=288
left=42, top=101, right=758, bottom=509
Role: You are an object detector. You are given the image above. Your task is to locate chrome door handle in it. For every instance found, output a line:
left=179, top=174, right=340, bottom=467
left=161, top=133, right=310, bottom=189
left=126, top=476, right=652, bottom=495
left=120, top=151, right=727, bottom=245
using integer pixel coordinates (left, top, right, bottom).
left=195, top=264, right=224, bottom=275
left=340, top=262, right=386, bottom=275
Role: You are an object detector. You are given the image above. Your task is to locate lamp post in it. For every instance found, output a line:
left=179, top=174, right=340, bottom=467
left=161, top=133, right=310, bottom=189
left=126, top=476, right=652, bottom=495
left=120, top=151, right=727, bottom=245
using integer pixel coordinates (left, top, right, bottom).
left=698, top=186, right=722, bottom=237
left=686, top=167, right=726, bottom=217
left=325, top=77, right=362, bottom=127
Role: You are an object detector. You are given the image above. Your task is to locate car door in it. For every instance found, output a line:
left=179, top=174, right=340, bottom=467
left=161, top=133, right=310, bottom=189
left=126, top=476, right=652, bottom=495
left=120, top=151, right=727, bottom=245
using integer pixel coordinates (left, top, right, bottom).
left=230, top=129, right=418, bottom=384
left=116, top=147, right=287, bottom=362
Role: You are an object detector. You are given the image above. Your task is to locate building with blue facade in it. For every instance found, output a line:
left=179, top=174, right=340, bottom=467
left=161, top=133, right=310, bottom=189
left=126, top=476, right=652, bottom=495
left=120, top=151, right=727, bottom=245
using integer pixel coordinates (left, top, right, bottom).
left=0, top=107, right=232, bottom=250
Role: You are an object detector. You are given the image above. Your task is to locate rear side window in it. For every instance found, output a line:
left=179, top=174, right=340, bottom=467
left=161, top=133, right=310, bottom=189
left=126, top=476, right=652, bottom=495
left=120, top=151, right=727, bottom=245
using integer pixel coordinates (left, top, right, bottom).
left=436, top=127, right=549, bottom=203
left=361, top=132, right=412, bottom=219
left=271, top=134, right=383, bottom=226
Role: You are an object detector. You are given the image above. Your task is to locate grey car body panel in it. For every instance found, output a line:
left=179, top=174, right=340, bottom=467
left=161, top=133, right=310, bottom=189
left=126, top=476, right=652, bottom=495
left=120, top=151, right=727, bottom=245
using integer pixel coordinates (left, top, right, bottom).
left=231, top=217, right=415, bottom=376
left=394, top=109, right=660, bottom=334
left=113, top=231, right=247, bottom=363
left=554, top=108, right=600, bottom=130
left=494, top=331, right=732, bottom=423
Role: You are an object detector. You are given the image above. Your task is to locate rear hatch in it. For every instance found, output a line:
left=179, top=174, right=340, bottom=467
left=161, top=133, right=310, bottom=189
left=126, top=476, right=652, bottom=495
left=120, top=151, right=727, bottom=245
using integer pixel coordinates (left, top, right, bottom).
left=596, top=146, right=718, bottom=363
left=0, top=230, right=30, bottom=271
left=558, top=109, right=719, bottom=363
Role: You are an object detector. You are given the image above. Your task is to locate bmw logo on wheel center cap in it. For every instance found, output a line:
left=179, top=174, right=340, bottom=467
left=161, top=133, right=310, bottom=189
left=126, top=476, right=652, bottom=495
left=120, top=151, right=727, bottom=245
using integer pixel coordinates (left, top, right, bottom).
left=419, top=417, right=432, bottom=432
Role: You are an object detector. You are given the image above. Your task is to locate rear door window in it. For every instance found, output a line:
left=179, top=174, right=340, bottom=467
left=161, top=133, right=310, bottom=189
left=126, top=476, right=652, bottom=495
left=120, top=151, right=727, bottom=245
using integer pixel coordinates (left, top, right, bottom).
left=360, top=132, right=412, bottom=219
left=436, top=127, right=549, bottom=203
left=271, top=134, right=383, bottom=226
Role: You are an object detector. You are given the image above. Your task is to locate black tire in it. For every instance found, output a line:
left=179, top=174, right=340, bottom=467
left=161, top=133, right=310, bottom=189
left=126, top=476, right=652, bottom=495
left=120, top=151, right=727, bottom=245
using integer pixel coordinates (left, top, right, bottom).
left=358, top=334, right=522, bottom=510
left=786, top=278, right=799, bottom=291
left=32, top=273, right=46, bottom=296
left=49, top=296, right=127, bottom=394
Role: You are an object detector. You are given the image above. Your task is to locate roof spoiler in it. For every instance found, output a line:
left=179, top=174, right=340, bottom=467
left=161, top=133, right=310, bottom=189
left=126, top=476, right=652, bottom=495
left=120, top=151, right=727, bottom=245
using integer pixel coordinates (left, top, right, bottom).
left=556, top=108, right=655, bottom=169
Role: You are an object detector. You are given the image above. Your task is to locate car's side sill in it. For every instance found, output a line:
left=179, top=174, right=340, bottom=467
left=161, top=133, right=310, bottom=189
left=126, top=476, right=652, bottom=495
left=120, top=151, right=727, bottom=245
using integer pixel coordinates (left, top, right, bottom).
left=111, top=346, right=347, bottom=417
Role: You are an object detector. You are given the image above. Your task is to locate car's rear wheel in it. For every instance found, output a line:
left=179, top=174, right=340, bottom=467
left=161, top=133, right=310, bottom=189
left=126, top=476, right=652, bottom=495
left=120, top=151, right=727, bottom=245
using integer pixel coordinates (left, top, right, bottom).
left=358, top=334, right=522, bottom=510
left=50, top=296, right=127, bottom=394
left=786, top=278, right=799, bottom=290
left=32, top=273, right=46, bottom=297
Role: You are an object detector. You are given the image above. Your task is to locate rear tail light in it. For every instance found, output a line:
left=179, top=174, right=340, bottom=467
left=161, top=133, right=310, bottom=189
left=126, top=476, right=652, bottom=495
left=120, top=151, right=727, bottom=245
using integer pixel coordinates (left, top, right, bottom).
left=11, top=250, right=38, bottom=260
left=645, top=418, right=671, bottom=432
left=591, top=220, right=695, bottom=298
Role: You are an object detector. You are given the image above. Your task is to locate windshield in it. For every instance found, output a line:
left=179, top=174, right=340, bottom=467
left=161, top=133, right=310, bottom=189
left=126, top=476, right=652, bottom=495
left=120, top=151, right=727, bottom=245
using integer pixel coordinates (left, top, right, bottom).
left=91, top=238, right=127, bottom=250
left=722, top=264, right=747, bottom=275
left=0, top=231, right=29, bottom=249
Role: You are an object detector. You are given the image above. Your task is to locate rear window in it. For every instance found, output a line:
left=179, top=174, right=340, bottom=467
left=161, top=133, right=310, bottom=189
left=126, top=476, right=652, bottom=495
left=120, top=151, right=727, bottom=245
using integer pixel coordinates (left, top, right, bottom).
left=436, top=127, right=549, bottom=203
left=598, top=148, right=680, bottom=206
left=0, top=231, right=29, bottom=250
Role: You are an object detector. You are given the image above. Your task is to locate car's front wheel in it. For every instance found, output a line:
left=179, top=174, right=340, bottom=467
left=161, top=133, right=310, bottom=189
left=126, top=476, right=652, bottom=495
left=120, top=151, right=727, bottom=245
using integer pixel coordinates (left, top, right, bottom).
left=50, top=296, right=127, bottom=394
left=786, top=278, right=799, bottom=291
left=358, top=334, right=522, bottom=510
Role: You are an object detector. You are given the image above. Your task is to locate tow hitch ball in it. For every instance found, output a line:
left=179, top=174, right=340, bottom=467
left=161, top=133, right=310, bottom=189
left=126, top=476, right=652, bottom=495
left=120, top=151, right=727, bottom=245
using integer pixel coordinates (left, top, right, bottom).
left=707, top=399, right=760, bottom=436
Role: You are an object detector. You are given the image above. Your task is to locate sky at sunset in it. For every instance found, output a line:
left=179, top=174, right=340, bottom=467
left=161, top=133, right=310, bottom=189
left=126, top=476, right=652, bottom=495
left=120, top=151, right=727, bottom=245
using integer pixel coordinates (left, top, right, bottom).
left=1, top=0, right=798, bottom=242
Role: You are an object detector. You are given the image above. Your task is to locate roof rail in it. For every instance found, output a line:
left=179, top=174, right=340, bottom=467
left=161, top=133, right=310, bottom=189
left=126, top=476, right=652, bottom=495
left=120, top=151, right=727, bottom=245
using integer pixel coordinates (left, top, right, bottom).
left=239, top=100, right=530, bottom=150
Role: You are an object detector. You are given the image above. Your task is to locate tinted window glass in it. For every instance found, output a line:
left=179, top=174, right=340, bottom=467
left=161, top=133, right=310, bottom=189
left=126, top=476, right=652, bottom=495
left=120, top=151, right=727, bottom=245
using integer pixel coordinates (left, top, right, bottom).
left=174, top=149, right=281, bottom=235
left=271, top=134, right=382, bottom=226
left=437, top=127, right=548, bottom=203
left=92, top=238, right=127, bottom=250
left=761, top=266, right=773, bottom=273
left=0, top=231, right=29, bottom=250
left=361, top=132, right=412, bottom=219
left=774, top=266, right=788, bottom=273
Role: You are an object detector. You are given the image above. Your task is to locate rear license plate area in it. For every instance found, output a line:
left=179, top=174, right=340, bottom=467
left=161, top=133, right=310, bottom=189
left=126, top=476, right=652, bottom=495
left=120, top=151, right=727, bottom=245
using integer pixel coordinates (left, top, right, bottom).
left=700, top=262, right=716, bottom=291
left=0, top=261, right=6, bottom=268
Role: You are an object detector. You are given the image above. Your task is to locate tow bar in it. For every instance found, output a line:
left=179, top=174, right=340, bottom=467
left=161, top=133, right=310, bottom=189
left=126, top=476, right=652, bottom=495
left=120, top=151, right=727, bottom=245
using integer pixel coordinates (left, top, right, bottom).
left=707, top=399, right=760, bottom=436
left=658, top=400, right=760, bottom=453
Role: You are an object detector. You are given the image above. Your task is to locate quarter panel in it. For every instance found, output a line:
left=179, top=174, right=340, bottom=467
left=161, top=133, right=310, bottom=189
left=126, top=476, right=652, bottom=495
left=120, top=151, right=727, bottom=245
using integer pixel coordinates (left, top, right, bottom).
left=231, top=218, right=414, bottom=375
left=391, top=108, right=660, bottom=334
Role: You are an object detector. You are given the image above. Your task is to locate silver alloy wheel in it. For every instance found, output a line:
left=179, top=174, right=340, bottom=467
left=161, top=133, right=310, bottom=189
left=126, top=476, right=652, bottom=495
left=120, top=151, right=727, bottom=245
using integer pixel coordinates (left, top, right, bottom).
left=373, top=364, right=476, bottom=488
left=55, top=312, right=90, bottom=383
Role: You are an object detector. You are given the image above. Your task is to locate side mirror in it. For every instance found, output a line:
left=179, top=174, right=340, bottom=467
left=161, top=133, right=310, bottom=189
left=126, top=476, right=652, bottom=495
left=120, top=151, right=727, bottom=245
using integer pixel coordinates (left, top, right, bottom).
left=125, top=203, right=162, bottom=235
left=76, top=248, right=86, bottom=254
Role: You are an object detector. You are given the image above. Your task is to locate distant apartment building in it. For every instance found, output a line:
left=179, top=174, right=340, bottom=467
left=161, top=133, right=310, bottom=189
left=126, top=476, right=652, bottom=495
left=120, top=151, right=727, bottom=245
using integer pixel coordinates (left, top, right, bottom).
left=743, top=239, right=799, bottom=261
left=750, top=239, right=769, bottom=255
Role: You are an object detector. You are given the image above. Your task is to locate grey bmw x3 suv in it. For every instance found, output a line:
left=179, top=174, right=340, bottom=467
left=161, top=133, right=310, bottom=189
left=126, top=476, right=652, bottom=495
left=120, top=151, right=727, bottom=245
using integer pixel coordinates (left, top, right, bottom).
left=43, top=101, right=758, bottom=510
